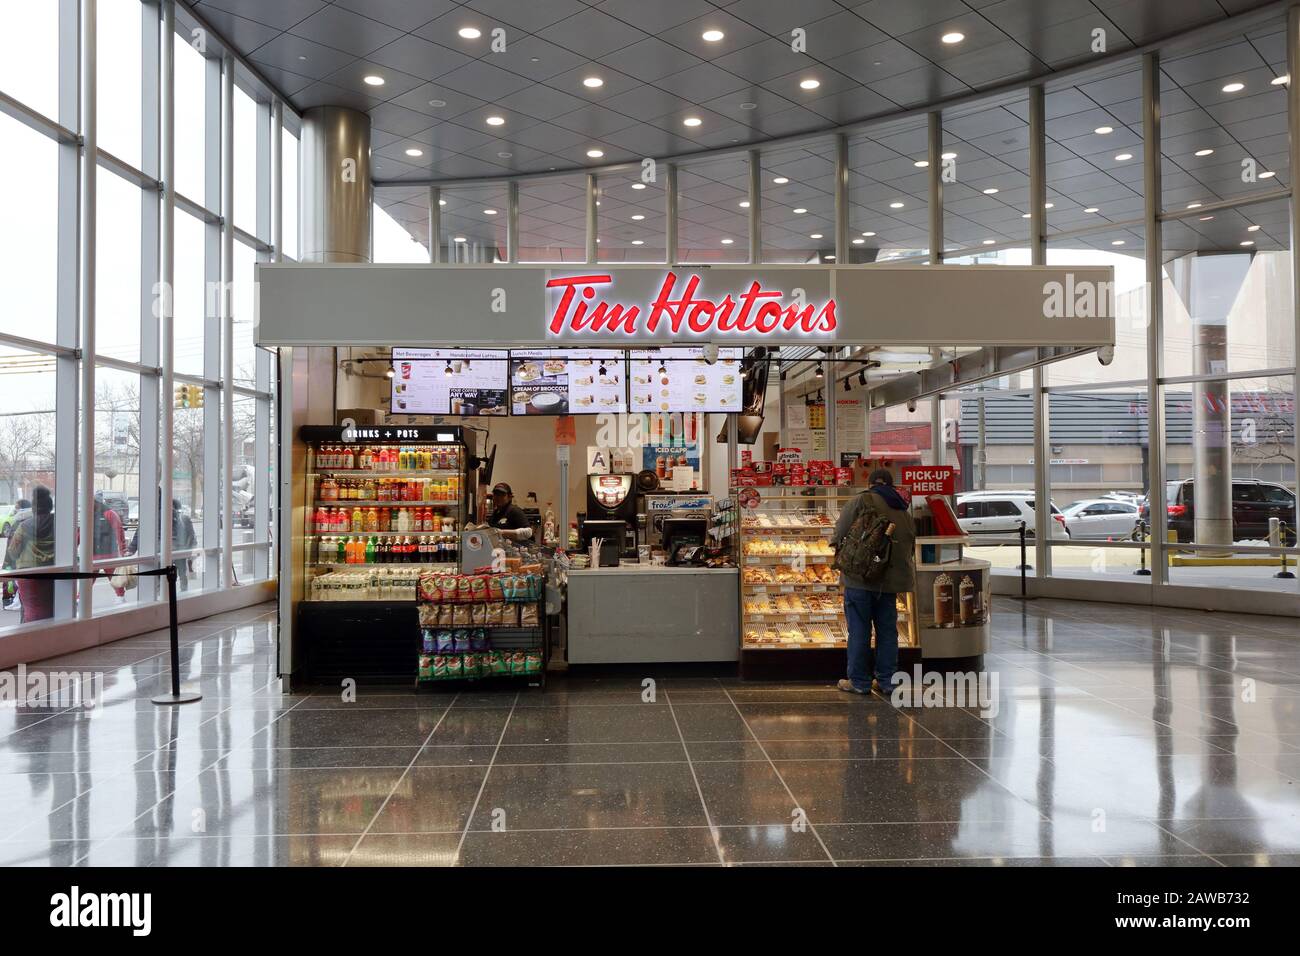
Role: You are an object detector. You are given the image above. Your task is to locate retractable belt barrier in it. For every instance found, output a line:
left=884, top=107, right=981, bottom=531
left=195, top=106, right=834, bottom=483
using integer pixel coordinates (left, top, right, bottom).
left=1, top=565, right=202, bottom=705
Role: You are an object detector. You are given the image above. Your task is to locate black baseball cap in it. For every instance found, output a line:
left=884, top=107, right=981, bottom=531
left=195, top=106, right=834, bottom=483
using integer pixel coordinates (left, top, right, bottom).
left=491, top=482, right=513, bottom=496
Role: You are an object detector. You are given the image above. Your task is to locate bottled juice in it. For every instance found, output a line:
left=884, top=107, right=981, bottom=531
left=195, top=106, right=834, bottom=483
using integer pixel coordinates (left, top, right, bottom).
left=364, top=508, right=378, bottom=532
left=378, top=507, right=390, bottom=532
left=351, top=507, right=363, bottom=532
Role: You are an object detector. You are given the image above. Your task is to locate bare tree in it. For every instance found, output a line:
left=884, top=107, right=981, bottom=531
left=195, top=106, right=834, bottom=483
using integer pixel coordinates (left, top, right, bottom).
left=0, top=412, right=53, bottom=501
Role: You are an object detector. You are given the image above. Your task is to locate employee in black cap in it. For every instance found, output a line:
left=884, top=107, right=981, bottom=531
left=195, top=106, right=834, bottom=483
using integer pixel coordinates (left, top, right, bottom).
left=487, top=482, right=533, bottom=541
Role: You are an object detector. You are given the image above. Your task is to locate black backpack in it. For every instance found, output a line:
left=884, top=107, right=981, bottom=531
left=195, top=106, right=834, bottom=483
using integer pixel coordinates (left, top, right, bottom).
left=833, top=493, right=895, bottom=582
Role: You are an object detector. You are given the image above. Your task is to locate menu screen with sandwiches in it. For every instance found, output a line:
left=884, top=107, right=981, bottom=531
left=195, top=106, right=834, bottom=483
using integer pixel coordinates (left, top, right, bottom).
left=391, top=348, right=510, bottom=416
left=510, top=349, right=626, bottom=415
left=628, top=347, right=744, bottom=414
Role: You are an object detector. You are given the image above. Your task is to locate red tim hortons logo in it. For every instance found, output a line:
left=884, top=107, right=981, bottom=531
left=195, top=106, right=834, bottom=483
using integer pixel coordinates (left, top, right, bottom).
left=545, top=271, right=837, bottom=338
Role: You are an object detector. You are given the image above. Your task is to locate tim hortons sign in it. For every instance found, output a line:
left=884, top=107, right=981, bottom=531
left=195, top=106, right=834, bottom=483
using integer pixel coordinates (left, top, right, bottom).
left=545, top=271, right=838, bottom=338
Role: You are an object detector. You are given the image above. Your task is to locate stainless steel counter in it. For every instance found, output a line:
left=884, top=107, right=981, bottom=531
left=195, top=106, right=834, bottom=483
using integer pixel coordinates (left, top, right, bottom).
left=566, top=566, right=739, bottom=663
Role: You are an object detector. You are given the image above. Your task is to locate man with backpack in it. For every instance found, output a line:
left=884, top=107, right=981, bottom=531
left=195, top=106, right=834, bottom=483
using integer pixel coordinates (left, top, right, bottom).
left=831, top=468, right=916, bottom=698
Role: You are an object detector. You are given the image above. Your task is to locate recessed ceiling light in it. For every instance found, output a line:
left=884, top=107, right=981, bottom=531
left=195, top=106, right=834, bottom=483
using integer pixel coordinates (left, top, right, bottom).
left=1187, top=202, right=1202, bottom=209
left=824, top=255, right=835, bottom=261
left=632, top=240, right=644, bottom=245
left=404, top=148, right=423, bottom=157
left=799, top=78, right=821, bottom=90
left=1021, top=213, right=1032, bottom=219
left=941, top=31, right=965, bottom=44
left=485, top=115, right=505, bottom=126
left=439, top=199, right=446, bottom=206
left=1194, top=148, right=1213, bottom=157
left=740, top=102, right=757, bottom=110
left=483, top=209, right=497, bottom=215
left=738, top=200, right=750, bottom=208
left=773, top=176, right=789, bottom=184
left=983, top=187, right=999, bottom=194
left=1272, top=75, right=1290, bottom=85
left=595, top=201, right=601, bottom=206
left=297, top=55, right=307, bottom=61
left=428, top=99, right=446, bottom=108
left=631, top=183, right=646, bottom=189
left=852, top=238, right=864, bottom=244
left=914, top=160, right=929, bottom=167
left=982, top=239, right=996, bottom=245
left=1247, top=224, right=1261, bottom=232
left=1259, top=170, right=1276, bottom=178
left=458, top=27, right=481, bottom=39
left=810, top=233, right=823, bottom=239
left=1111, top=239, right=1125, bottom=245
left=683, top=116, right=702, bottom=127
left=1222, top=81, right=1245, bottom=93
left=596, top=238, right=601, bottom=243
left=1044, top=202, right=1054, bottom=208
left=631, top=214, right=645, bottom=220
left=363, top=75, right=385, bottom=86
left=941, top=151, right=957, bottom=160
left=1199, top=215, right=1214, bottom=221
left=453, top=236, right=467, bottom=242
left=497, top=151, right=512, bottom=158
left=586, top=148, right=604, bottom=158
left=1085, top=207, right=1099, bottom=213
left=1115, top=153, right=1132, bottom=161
left=1240, top=239, right=1255, bottom=246
left=861, top=231, right=876, bottom=237
left=793, top=207, right=807, bottom=214
left=583, top=76, right=604, bottom=88
left=702, top=29, right=725, bottom=42
left=720, top=237, right=734, bottom=244
left=889, top=201, right=904, bottom=208
left=1094, top=126, right=1114, bottom=135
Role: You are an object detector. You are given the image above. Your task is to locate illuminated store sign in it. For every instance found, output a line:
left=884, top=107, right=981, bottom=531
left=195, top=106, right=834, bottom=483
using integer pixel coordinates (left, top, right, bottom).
left=545, top=272, right=837, bottom=338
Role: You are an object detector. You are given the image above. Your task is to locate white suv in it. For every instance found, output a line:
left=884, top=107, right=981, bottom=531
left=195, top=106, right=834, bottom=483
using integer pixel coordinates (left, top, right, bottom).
left=954, top=491, right=1069, bottom=539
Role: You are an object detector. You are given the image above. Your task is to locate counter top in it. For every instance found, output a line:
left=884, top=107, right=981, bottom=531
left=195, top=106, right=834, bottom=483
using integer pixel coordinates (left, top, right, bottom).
left=568, top=564, right=738, bottom=575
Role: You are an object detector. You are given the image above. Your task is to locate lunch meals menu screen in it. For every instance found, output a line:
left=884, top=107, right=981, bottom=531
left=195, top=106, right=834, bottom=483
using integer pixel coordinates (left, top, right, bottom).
left=510, top=349, right=626, bottom=415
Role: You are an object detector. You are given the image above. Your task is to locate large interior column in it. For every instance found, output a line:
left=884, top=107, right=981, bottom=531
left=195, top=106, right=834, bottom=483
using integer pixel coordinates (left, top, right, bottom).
left=300, top=106, right=372, bottom=262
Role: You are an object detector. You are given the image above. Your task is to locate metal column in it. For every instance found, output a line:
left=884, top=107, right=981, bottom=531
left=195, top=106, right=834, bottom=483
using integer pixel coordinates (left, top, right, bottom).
left=665, top=162, right=678, bottom=265
left=300, top=106, right=372, bottom=263
left=1288, top=7, right=1300, bottom=541
left=77, top=0, right=97, bottom=617
left=507, top=180, right=519, bottom=263
left=834, top=133, right=848, bottom=262
left=585, top=172, right=598, bottom=264
left=747, top=149, right=760, bottom=264
left=428, top=185, right=441, bottom=263
left=1029, top=84, right=1051, bottom=577
left=928, top=111, right=943, bottom=261
left=1143, top=51, right=1169, bottom=586
left=221, top=56, right=236, bottom=586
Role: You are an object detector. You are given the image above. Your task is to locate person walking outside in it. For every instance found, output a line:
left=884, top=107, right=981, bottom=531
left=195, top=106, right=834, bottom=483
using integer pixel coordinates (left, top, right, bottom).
left=128, top=497, right=198, bottom=591
left=3, top=486, right=55, bottom=624
left=93, top=495, right=128, bottom=603
left=831, top=468, right=916, bottom=699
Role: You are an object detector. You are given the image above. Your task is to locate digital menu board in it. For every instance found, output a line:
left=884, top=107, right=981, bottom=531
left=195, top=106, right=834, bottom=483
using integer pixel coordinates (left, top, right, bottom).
left=510, top=349, right=626, bottom=415
left=390, top=348, right=509, bottom=416
left=628, top=347, right=744, bottom=414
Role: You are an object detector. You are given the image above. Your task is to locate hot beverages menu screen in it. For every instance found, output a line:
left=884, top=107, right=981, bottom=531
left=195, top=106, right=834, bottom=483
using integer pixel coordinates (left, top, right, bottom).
left=510, top=349, right=626, bottom=416
left=391, top=348, right=509, bottom=416
left=628, top=347, right=743, bottom=413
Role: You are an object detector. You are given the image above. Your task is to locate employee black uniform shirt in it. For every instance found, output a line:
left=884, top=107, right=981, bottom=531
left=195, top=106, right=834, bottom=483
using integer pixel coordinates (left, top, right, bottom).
left=488, top=503, right=529, bottom=531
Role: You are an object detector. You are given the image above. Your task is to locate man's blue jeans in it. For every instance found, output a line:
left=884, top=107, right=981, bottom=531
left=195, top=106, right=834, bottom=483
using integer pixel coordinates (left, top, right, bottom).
left=844, top=586, right=899, bottom=692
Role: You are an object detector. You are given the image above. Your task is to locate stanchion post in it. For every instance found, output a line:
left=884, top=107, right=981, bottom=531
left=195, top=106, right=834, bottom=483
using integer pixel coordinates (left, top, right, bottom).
left=1010, top=520, right=1035, bottom=599
left=1277, top=522, right=1296, bottom=579
left=1134, top=519, right=1152, bottom=576
left=152, top=565, right=202, bottom=705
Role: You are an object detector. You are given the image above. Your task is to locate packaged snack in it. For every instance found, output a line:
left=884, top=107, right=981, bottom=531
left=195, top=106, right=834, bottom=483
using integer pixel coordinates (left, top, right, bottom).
left=418, top=654, right=433, bottom=680
left=437, top=604, right=453, bottom=627
left=487, top=575, right=505, bottom=602
left=461, top=652, right=479, bottom=678
left=456, top=575, right=473, bottom=604
left=452, top=604, right=471, bottom=627
left=470, top=602, right=486, bottom=625
left=486, top=602, right=503, bottom=626
left=436, top=629, right=456, bottom=653
left=520, top=604, right=539, bottom=627
left=417, top=572, right=441, bottom=603
left=471, top=628, right=490, bottom=652
left=432, top=654, right=448, bottom=678
left=487, top=651, right=507, bottom=675
left=524, top=650, right=542, bottom=674
left=509, top=651, right=528, bottom=674
left=417, top=604, right=440, bottom=627
left=470, top=575, right=489, bottom=603
left=421, top=629, right=436, bottom=654
left=444, top=654, right=463, bottom=678
left=501, top=603, right=519, bottom=627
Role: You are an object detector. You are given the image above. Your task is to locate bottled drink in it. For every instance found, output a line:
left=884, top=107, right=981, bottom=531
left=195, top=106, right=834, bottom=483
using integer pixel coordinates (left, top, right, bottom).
left=365, top=536, right=376, bottom=564
left=378, top=507, right=390, bottom=532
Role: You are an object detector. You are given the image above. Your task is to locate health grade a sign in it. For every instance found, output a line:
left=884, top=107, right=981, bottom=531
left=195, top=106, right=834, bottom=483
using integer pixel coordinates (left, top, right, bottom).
left=901, top=466, right=956, bottom=495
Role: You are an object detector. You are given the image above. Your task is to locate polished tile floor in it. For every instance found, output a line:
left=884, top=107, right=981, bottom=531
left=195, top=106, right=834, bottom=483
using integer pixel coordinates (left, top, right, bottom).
left=1, top=599, right=1298, bottom=866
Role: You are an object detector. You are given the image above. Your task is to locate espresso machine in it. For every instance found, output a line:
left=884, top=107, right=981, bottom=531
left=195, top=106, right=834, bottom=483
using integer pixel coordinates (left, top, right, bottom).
left=581, top=473, right=637, bottom=557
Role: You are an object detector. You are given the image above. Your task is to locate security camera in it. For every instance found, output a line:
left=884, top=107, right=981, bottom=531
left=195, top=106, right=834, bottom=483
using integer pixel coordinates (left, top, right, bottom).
left=702, top=342, right=719, bottom=365
left=1097, top=345, right=1115, bottom=366
left=906, top=398, right=917, bottom=413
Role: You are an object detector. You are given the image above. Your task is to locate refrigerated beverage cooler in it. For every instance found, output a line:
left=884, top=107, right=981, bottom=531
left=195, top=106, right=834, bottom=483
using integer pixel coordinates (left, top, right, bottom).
left=295, top=424, right=470, bottom=680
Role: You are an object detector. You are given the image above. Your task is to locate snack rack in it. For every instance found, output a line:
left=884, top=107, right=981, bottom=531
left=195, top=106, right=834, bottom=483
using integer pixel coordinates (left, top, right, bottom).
left=415, top=569, right=548, bottom=688
left=735, top=486, right=919, bottom=680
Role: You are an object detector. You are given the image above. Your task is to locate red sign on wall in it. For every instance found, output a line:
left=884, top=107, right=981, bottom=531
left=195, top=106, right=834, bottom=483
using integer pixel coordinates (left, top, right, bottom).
left=900, top=466, right=956, bottom=496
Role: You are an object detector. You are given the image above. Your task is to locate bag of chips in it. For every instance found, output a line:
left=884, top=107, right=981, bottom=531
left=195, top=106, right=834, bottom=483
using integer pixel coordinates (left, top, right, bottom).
left=471, top=628, right=490, bottom=652
left=455, top=575, right=473, bottom=604
left=436, top=630, right=456, bottom=653
left=524, top=650, right=542, bottom=674
left=489, top=651, right=509, bottom=675
left=470, top=602, right=486, bottom=625
left=470, top=576, right=489, bottom=604
left=452, top=604, right=471, bottom=627
left=487, top=575, right=505, bottom=602
left=417, top=604, right=440, bottom=627
left=421, top=629, right=436, bottom=654
left=444, top=654, right=463, bottom=678
left=417, top=572, right=441, bottom=603
left=431, top=654, right=448, bottom=679
left=418, top=654, right=433, bottom=679
left=437, top=604, right=453, bottom=627
left=520, top=604, right=538, bottom=627
left=485, top=602, right=503, bottom=626
left=501, top=603, right=519, bottom=626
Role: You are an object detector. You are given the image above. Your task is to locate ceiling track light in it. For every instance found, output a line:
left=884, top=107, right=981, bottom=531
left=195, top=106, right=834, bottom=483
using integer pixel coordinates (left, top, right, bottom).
left=443, top=361, right=453, bottom=377
left=385, top=365, right=395, bottom=378
left=815, top=363, right=824, bottom=378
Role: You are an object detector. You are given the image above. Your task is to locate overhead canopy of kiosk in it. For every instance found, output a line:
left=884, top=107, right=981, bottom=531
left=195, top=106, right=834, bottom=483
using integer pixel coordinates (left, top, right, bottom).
left=255, top=262, right=1114, bottom=349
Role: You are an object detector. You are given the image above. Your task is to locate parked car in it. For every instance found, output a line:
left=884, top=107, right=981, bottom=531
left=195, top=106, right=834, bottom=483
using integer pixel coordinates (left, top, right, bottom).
left=954, top=491, right=1069, bottom=538
left=126, top=496, right=140, bottom=528
left=1142, top=479, right=1298, bottom=544
left=1061, top=498, right=1141, bottom=540
left=97, top=491, right=130, bottom=524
